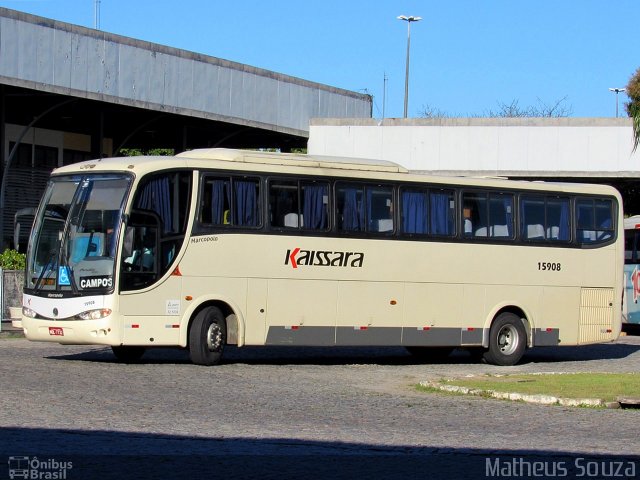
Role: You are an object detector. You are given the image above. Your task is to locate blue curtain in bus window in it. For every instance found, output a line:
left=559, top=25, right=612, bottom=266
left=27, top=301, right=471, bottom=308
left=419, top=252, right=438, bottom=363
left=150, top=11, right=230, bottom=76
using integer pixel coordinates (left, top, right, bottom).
left=233, top=181, right=258, bottom=226
left=576, top=201, right=593, bottom=229
left=342, top=188, right=363, bottom=231
left=430, top=192, right=450, bottom=235
left=596, top=200, right=613, bottom=229
left=210, top=180, right=228, bottom=224
left=558, top=200, right=570, bottom=240
left=402, top=191, right=427, bottom=234
left=303, top=185, right=327, bottom=229
left=136, top=177, right=172, bottom=233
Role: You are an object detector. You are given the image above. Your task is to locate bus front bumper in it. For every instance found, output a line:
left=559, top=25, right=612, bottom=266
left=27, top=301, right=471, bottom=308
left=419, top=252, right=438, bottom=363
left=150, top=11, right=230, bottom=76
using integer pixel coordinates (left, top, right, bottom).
left=21, top=316, right=120, bottom=345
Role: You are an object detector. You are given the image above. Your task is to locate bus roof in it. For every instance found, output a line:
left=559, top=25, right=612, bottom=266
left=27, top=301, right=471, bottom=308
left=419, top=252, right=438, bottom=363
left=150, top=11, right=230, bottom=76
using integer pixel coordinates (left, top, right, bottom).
left=51, top=148, right=407, bottom=176
left=176, top=148, right=408, bottom=173
left=50, top=148, right=620, bottom=198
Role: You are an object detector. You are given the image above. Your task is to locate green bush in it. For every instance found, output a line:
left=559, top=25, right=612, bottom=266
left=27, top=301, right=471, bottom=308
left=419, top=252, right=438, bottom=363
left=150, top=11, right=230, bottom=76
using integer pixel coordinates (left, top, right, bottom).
left=0, top=249, right=26, bottom=270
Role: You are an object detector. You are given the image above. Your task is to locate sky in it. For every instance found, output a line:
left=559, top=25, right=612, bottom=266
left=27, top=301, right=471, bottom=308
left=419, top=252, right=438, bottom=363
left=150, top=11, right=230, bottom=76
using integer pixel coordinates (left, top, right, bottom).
left=0, top=0, right=637, bottom=119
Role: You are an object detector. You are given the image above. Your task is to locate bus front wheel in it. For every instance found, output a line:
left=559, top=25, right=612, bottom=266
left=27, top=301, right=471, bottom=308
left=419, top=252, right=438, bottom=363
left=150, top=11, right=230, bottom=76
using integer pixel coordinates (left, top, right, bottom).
left=189, top=306, right=226, bottom=366
left=483, top=313, right=527, bottom=366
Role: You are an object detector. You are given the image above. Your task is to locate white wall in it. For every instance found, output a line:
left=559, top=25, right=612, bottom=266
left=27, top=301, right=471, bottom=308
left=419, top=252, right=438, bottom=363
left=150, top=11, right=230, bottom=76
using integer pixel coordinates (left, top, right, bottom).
left=308, top=118, right=640, bottom=177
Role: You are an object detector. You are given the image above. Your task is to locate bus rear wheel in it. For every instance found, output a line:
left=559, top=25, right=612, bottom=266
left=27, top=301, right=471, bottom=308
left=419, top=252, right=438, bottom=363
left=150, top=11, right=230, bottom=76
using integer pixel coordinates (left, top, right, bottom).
left=111, top=346, right=146, bottom=363
left=483, top=313, right=527, bottom=366
left=189, top=306, right=226, bottom=366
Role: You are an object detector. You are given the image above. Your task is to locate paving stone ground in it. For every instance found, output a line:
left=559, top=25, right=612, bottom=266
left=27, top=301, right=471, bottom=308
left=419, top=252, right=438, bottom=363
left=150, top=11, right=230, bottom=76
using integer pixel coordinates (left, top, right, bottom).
left=1, top=336, right=639, bottom=479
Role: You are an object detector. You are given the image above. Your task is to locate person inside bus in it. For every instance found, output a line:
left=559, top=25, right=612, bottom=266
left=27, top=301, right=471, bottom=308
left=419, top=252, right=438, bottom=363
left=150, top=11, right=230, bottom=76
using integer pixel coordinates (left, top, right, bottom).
left=463, top=206, right=473, bottom=234
left=121, top=227, right=155, bottom=271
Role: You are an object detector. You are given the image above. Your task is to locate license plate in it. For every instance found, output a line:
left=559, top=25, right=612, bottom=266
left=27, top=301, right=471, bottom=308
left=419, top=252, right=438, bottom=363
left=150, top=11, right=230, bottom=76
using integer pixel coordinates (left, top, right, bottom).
left=48, top=327, right=64, bottom=336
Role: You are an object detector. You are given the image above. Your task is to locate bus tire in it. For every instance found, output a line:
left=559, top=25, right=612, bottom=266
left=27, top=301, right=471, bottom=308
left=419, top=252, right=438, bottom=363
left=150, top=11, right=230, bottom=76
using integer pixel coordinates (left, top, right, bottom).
left=111, top=346, right=146, bottom=363
left=483, top=313, right=527, bottom=366
left=189, top=306, right=226, bottom=366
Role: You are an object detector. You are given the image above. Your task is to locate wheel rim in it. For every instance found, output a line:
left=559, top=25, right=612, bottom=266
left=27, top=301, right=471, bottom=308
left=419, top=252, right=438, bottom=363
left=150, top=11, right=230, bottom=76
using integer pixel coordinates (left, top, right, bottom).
left=206, top=322, right=223, bottom=352
left=497, top=323, right=519, bottom=356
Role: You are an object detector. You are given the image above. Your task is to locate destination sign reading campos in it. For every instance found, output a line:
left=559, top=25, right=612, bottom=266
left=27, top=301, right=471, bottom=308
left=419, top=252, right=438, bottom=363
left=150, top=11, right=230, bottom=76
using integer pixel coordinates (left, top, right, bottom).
left=285, top=248, right=364, bottom=269
left=79, top=276, right=113, bottom=289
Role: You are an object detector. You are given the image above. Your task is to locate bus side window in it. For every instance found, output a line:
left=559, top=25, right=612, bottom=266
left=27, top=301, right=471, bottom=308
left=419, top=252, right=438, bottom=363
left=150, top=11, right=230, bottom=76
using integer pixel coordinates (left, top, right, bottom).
left=367, top=185, right=393, bottom=233
left=576, top=198, right=614, bottom=244
left=546, top=198, right=570, bottom=241
left=489, top=194, right=513, bottom=238
left=626, top=228, right=640, bottom=263
left=269, top=180, right=298, bottom=228
left=199, top=175, right=259, bottom=228
left=120, top=213, right=161, bottom=290
left=122, top=171, right=191, bottom=291
left=462, top=193, right=486, bottom=238
left=521, top=195, right=570, bottom=242
left=200, top=177, right=231, bottom=225
left=521, top=196, right=544, bottom=240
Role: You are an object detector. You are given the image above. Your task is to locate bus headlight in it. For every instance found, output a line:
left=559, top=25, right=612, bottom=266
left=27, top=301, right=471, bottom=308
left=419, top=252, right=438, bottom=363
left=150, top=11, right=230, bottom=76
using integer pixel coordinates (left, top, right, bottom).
left=75, top=309, right=112, bottom=320
left=23, top=307, right=37, bottom=318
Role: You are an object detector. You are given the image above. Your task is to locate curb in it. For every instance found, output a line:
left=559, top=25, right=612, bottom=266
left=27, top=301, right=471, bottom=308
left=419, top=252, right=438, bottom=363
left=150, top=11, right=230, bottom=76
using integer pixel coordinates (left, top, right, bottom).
left=0, top=320, right=25, bottom=338
left=419, top=379, right=621, bottom=409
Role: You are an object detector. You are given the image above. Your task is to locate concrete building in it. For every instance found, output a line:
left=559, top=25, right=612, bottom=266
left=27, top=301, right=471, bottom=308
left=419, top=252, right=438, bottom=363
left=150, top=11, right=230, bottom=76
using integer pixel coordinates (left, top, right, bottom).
left=0, top=7, right=372, bottom=246
left=308, top=117, right=640, bottom=213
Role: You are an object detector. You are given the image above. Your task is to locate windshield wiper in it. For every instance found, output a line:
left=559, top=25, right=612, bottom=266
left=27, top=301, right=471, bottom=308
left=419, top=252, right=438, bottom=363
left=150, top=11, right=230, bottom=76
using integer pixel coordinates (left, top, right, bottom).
left=34, top=250, right=57, bottom=293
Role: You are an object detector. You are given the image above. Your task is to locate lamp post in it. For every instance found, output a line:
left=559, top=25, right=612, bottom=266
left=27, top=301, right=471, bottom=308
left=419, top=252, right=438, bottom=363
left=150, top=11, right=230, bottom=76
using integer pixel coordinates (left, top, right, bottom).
left=94, top=0, right=101, bottom=29
left=397, top=15, right=421, bottom=118
left=609, top=87, right=626, bottom=118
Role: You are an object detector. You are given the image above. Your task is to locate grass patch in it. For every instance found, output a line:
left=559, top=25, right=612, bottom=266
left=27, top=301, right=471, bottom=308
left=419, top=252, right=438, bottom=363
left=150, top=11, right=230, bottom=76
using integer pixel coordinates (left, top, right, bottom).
left=423, top=373, right=640, bottom=403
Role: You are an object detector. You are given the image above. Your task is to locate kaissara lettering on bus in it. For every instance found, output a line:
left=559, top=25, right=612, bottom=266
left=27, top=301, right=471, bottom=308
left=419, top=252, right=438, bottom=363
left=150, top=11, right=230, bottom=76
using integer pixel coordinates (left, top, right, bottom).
left=79, top=276, right=113, bottom=289
left=285, top=248, right=364, bottom=269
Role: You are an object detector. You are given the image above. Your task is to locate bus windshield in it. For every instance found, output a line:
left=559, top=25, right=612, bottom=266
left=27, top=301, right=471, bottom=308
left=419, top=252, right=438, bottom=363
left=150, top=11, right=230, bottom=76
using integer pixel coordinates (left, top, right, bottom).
left=25, top=173, right=132, bottom=295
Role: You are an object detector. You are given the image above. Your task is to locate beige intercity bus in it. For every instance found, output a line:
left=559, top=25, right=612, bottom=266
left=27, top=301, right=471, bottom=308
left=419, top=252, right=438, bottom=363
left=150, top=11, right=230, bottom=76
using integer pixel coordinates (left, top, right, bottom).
left=20, top=148, right=623, bottom=366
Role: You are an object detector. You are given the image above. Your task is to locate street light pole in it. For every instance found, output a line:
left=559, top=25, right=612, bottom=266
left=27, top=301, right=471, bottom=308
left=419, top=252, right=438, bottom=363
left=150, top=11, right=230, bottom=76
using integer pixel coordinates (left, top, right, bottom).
left=94, top=0, right=101, bottom=29
left=398, top=15, right=421, bottom=118
left=609, top=87, right=626, bottom=118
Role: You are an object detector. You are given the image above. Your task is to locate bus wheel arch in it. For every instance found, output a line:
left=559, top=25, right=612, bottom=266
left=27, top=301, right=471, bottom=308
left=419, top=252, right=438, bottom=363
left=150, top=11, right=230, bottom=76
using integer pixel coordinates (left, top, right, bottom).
left=185, top=300, right=244, bottom=344
left=483, top=307, right=530, bottom=366
left=187, top=300, right=242, bottom=366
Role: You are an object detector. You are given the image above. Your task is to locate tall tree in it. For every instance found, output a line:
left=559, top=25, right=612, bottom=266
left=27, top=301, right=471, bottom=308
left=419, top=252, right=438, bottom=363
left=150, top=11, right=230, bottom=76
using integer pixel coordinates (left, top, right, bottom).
left=626, top=67, right=640, bottom=151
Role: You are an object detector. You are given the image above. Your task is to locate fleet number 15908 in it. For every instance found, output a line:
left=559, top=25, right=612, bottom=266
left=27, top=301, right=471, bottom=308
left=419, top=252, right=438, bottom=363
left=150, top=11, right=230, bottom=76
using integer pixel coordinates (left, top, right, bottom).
left=538, top=262, right=561, bottom=271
